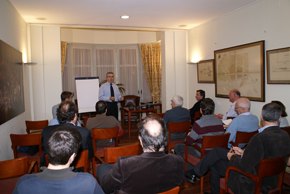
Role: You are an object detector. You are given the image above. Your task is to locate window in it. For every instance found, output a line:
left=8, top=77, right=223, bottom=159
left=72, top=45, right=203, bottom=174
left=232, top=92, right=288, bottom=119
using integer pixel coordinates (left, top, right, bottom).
left=63, top=44, right=151, bottom=102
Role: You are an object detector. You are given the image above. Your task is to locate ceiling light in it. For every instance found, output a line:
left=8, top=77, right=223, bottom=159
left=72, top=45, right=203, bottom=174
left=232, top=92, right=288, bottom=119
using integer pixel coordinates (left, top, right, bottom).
left=36, top=17, right=47, bottom=20
left=179, top=25, right=187, bottom=28
left=121, top=15, right=130, bottom=19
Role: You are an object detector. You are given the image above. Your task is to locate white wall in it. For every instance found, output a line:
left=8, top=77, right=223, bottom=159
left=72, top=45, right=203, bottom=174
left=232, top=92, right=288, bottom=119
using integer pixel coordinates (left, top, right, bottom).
left=61, top=28, right=158, bottom=44
left=0, top=0, right=30, bottom=161
left=30, top=26, right=62, bottom=120
left=187, top=0, right=290, bottom=121
left=161, top=31, right=188, bottom=111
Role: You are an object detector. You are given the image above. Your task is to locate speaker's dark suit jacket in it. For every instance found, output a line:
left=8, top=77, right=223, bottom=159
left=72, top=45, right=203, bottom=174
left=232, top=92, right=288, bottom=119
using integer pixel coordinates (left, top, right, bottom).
left=101, top=152, right=185, bottom=194
left=40, top=123, right=94, bottom=166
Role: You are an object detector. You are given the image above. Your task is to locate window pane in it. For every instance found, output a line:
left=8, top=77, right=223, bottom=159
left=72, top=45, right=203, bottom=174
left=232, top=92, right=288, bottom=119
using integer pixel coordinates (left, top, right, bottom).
left=118, top=48, right=138, bottom=96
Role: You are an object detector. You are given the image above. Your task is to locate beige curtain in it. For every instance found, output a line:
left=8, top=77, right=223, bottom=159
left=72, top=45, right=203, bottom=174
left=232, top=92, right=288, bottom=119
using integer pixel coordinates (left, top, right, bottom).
left=61, top=42, right=67, bottom=75
left=139, top=43, right=161, bottom=102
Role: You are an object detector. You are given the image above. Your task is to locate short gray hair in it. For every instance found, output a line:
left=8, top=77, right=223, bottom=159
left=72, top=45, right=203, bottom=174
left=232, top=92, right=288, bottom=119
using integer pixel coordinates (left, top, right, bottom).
left=172, top=95, right=183, bottom=106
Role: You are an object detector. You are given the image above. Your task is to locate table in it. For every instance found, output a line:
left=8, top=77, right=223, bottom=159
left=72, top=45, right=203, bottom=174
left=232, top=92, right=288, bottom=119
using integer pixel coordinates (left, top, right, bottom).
left=120, top=107, right=157, bottom=139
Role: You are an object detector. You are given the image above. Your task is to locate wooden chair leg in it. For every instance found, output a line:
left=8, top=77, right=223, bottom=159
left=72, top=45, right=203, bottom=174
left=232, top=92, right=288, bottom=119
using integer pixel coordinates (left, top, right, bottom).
left=92, top=157, right=96, bottom=178
left=200, top=176, right=204, bottom=194
left=219, top=188, right=226, bottom=194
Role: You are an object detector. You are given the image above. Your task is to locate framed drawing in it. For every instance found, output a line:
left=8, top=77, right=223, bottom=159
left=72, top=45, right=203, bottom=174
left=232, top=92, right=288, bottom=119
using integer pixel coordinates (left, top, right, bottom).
left=197, top=59, right=215, bottom=83
left=266, top=47, right=290, bottom=84
left=214, top=40, right=265, bottom=102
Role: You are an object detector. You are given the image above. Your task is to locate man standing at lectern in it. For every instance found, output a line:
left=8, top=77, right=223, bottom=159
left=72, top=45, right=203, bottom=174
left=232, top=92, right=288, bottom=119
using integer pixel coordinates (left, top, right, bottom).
left=99, top=72, right=124, bottom=120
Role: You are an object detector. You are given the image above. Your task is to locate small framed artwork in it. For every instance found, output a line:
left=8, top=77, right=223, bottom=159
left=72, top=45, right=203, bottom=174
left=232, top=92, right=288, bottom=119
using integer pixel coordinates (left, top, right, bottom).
left=266, top=47, right=290, bottom=84
left=214, top=40, right=265, bottom=102
left=197, top=59, right=215, bottom=83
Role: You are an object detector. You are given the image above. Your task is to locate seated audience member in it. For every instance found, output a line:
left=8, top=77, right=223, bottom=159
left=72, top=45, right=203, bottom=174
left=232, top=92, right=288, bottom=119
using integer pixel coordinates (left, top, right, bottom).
left=174, top=98, right=224, bottom=174
left=189, top=89, right=205, bottom=125
left=86, top=100, right=122, bottom=147
left=13, top=126, right=104, bottom=194
left=185, top=102, right=290, bottom=194
left=52, top=91, right=72, bottom=119
left=272, top=100, right=289, bottom=127
left=225, top=98, right=259, bottom=148
left=41, top=101, right=93, bottom=166
left=163, top=95, right=191, bottom=141
left=97, top=115, right=185, bottom=194
left=216, top=89, right=240, bottom=120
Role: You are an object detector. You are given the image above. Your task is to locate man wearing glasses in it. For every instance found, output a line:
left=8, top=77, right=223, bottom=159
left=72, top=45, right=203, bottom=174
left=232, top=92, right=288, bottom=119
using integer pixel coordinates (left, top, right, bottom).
left=225, top=98, right=259, bottom=148
left=99, top=72, right=124, bottom=120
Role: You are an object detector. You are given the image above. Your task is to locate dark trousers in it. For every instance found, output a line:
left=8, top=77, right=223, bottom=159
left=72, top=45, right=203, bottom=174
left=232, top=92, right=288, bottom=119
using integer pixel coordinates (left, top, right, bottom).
left=97, top=163, right=113, bottom=182
left=106, top=102, right=118, bottom=120
left=193, top=147, right=230, bottom=194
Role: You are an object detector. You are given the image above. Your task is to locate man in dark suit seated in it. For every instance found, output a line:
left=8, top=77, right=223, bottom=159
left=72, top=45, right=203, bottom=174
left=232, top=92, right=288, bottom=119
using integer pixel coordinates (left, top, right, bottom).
left=14, top=126, right=104, bottom=194
left=97, top=115, right=185, bottom=194
left=41, top=101, right=94, bottom=166
left=189, top=89, right=205, bottom=125
left=185, top=102, right=290, bottom=194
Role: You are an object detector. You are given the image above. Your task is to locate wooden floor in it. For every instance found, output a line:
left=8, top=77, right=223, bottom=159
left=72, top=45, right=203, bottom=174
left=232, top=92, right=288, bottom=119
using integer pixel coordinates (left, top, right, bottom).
left=119, top=121, right=290, bottom=194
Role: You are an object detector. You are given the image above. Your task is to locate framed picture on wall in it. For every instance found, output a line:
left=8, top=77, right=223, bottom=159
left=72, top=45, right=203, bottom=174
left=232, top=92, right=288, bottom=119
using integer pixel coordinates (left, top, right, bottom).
left=197, top=59, right=215, bottom=83
left=266, top=47, right=290, bottom=84
left=214, top=40, right=265, bottom=102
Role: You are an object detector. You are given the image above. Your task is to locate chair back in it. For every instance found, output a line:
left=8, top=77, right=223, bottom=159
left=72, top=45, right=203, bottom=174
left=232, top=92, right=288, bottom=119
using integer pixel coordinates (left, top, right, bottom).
left=25, top=120, right=48, bottom=134
left=104, top=142, right=140, bottom=164
left=222, top=156, right=286, bottom=194
left=230, top=130, right=258, bottom=147
left=191, top=111, right=202, bottom=122
left=83, top=117, right=90, bottom=127
left=45, top=150, right=89, bottom=172
left=91, top=126, right=119, bottom=178
left=156, top=113, right=165, bottom=118
left=201, top=133, right=230, bottom=157
left=158, top=186, right=180, bottom=194
left=10, top=133, right=43, bottom=160
left=281, top=126, right=290, bottom=137
left=0, top=157, right=28, bottom=179
left=121, top=95, right=140, bottom=107
left=167, top=120, right=191, bottom=153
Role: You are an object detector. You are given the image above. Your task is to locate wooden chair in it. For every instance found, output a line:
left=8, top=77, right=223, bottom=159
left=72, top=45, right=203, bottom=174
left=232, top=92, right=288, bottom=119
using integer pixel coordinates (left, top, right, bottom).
left=156, top=113, right=165, bottom=118
left=94, top=142, right=140, bottom=179
left=191, top=111, right=202, bottom=122
left=25, top=120, right=48, bottom=134
left=184, top=133, right=230, bottom=194
left=229, top=130, right=258, bottom=148
left=167, top=120, right=191, bottom=154
left=149, top=113, right=165, bottom=118
left=83, top=117, right=90, bottom=127
left=158, top=186, right=180, bottom=194
left=0, top=156, right=36, bottom=194
left=45, top=150, right=89, bottom=172
left=120, top=95, right=141, bottom=122
left=10, top=133, right=42, bottom=172
left=220, top=157, right=286, bottom=194
left=281, top=126, right=290, bottom=137
left=91, top=126, right=119, bottom=177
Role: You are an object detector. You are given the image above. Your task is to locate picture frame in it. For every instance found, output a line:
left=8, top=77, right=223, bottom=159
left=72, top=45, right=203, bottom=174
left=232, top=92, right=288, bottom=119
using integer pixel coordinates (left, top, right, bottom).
left=197, top=59, right=215, bottom=83
left=214, top=40, right=265, bottom=102
left=266, top=47, right=290, bottom=84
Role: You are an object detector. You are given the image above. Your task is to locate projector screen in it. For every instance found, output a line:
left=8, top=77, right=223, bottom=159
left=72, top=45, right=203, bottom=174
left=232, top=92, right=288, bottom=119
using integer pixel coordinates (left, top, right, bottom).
left=75, top=77, right=99, bottom=113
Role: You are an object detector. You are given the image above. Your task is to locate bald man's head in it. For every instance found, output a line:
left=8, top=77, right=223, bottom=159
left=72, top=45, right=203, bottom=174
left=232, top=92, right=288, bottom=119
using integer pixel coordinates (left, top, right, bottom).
left=138, top=115, right=167, bottom=152
left=229, top=89, right=240, bottom=103
left=235, top=98, right=251, bottom=115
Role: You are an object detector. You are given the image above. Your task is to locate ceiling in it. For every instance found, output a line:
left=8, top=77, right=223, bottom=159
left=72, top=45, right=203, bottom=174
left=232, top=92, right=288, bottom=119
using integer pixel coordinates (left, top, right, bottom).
left=9, top=0, right=260, bottom=31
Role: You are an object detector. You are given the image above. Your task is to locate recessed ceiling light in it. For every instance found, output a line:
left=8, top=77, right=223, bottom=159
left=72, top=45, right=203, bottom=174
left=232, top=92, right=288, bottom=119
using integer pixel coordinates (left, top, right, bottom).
left=179, top=25, right=187, bottom=28
left=36, top=17, right=47, bottom=20
left=121, top=15, right=130, bottom=19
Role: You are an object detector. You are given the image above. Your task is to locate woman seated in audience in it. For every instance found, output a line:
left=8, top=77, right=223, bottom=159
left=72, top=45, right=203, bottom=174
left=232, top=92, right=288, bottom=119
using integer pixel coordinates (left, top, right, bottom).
left=272, top=100, right=289, bottom=127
